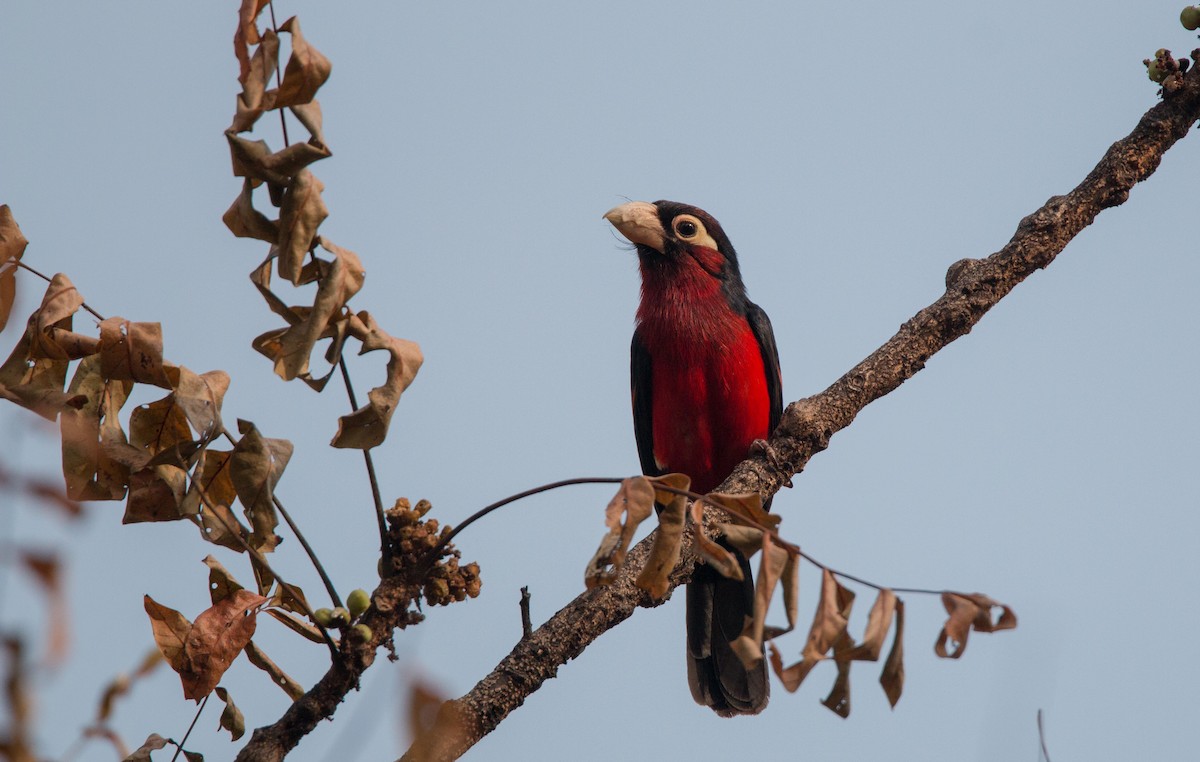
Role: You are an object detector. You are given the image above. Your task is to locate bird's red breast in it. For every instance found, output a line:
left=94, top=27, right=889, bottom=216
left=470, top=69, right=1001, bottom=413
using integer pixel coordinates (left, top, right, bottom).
left=636, top=265, right=771, bottom=494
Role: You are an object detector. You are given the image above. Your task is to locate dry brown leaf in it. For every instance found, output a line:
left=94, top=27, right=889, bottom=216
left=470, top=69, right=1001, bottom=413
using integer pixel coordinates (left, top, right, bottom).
left=231, top=420, right=291, bottom=553
left=880, top=599, right=905, bottom=707
left=249, top=254, right=304, bottom=325
left=124, top=733, right=171, bottom=762
left=233, top=0, right=271, bottom=84
left=214, top=686, right=245, bottom=741
left=646, top=472, right=691, bottom=505
left=183, top=449, right=238, bottom=527
left=274, top=243, right=364, bottom=383
left=584, top=477, right=655, bottom=589
left=18, top=551, right=68, bottom=668
left=21, top=477, right=83, bottom=518
left=203, top=555, right=244, bottom=605
left=276, top=170, right=328, bottom=285
left=822, top=659, right=852, bottom=718
left=182, top=589, right=267, bottom=700
left=0, top=205, right=28, bottom=333
left=130, top=393, right=192, bottom=455
left=767, top=640, right=811, bottom=693
left=261, top=141, right=332, bottom=178
left=934, top=592, right=1017, bottom=659
left=290, top=100, right=325, bottom=147
left=408, top=679, right=447, bottom=746
left=688, top=500, right=742, bottom=581
left=60, top=356, right=132, bottom=500
left=223, top=180, right=279, bottom=243
left=30, top=273, right=85, bottom=360
left=166, top=366, right=230, bottom=440
left=768, top=569, right=856, bottom=692
left=730, top=532, right=791, bottom=668
left=0, top=274, right=96, bottom=419
left=704, top=492, right=780, bottom=530
left=197, top=499, right=249, bottom=552
left=268, top=580, right=309, bottom=617
left=331, top=311, right=423, bottom=449
left=633, top=489, right=686, bottom=598
left=231, top=28, right=279, bottom=133
left=265, top=608, right=326, bottom=644
left=272, top=17, right=332, bottom=107
left=244, top=640, right=305, bottom=700
left=97, top=318, right=169, bottom=387
left=802, top=569, right=856, bottom=662
left=226, top=133, right=289, bottom=186
left=716, top=524, right=762, bottom=558
left=842, top=589, right=897, bottom=662
left=144, top=595, right=193, bottom=677
left=96, top=648, right=163, bottom=722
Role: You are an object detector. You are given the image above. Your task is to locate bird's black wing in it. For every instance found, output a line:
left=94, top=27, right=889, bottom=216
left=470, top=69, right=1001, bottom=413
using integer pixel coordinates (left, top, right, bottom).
left=745, top=301, right=783, bottom=431
left=630, top=329, right=661, bottom=478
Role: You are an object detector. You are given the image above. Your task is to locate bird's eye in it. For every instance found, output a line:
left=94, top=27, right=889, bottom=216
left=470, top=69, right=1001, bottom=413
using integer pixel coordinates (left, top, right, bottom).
left=674, top=217, right=700, bottom=239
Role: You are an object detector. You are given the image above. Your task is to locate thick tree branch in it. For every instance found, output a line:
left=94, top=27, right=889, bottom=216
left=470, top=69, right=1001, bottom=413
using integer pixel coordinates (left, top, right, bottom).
left=398, top=71, right=1200, bottom=762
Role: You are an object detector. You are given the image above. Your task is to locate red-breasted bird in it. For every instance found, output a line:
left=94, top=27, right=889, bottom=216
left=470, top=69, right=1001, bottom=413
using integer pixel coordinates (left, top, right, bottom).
left=604, top=200, right=782, bottom=716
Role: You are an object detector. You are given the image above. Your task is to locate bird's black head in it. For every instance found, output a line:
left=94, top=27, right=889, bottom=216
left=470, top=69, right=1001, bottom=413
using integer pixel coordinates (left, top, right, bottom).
left=605, top=200, right=748, bottom=304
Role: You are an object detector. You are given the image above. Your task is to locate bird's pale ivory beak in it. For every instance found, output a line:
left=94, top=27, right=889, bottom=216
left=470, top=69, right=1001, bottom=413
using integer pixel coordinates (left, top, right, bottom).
left=604, top=201, right=665, bottom=253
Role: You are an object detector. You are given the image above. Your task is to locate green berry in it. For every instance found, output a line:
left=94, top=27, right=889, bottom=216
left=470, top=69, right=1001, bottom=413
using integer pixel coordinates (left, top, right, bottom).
left=347, top=589, right=371, bottom=618
left=1183, top=6, right=1200, bottom=30
left=313, top=608, right=334, bottom=627
left=1156, top=48, right=1169, bottom=59
left=351, top=624, right=373, bottom=643
left=1148, top=60, right=1167, bottom=82
left=330, top=607, right=350, bottom=626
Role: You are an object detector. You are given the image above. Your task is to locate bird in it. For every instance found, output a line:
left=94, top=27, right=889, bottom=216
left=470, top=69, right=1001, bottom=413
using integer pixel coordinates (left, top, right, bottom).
left=604, top=200, right=782, bottom=716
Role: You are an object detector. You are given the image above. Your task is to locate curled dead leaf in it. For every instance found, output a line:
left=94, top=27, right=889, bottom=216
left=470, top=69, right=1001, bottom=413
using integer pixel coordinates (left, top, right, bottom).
left=688, top=500, right=742, bottom=581
left=274, top=242, right=364, bottom=383
left=182, top=589, right=268, bottom=700
left=244, top=640, right=305, bottom=700
left=880, top=599, right=905, bottom=707
left=0, top=205, right=28, bottom=333
left=60, top=356, right=132, bottom=500
left=231, top=420, right=292, bottom=554
left=203, top=555, right=245, bottom=605
left=215, top=686, right=245, bottom=741
left=633, top=489, right=686, bottom=599
left=233, top=0, right=271, bottom=84
left=768, top=569, right=855, bottom=692
left=276, top=170, right=328, bottom=284
left=272, top=17, right=332, bottom=107
left=19, top=551, right=68, bottom=667
left=330, top=311, right=423, bottom=450
left=223, top=179, right=279, bottom=243
left=98, top=318, right=169, bottom=387
left=934, top=591, right=1017, bottom=659
left=730, top=532, right=792, bottom=668
left=231, top=28, right=279, bottom=133
left=584, top=476, right=655, bottom=589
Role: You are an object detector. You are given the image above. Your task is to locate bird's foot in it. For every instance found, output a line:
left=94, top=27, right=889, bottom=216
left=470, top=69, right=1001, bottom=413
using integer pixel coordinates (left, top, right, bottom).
left=750, top=439, right=793, bottom=488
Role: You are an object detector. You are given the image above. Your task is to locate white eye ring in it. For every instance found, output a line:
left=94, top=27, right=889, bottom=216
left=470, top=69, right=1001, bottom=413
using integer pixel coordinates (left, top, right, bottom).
left=673, top=215, right=703, bottom=240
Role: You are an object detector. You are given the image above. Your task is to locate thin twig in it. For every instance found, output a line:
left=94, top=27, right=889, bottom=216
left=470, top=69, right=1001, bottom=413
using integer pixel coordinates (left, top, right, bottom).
left=169, top=693, right=209, bottom=762
left=338, top=359, right=394, bottom=571
left=1037, top=709, right=1052, bottom=762
left=518, top=587, right=532, bottom=640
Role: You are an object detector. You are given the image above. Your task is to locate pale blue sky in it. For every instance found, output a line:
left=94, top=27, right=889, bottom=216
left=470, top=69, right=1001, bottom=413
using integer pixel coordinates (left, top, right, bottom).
left=2, top=1, right=1198, bottom=760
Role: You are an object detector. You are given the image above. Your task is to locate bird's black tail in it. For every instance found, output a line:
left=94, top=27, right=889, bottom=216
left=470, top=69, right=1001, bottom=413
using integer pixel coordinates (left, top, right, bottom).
left=685, top=541, right=769, bottom=716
